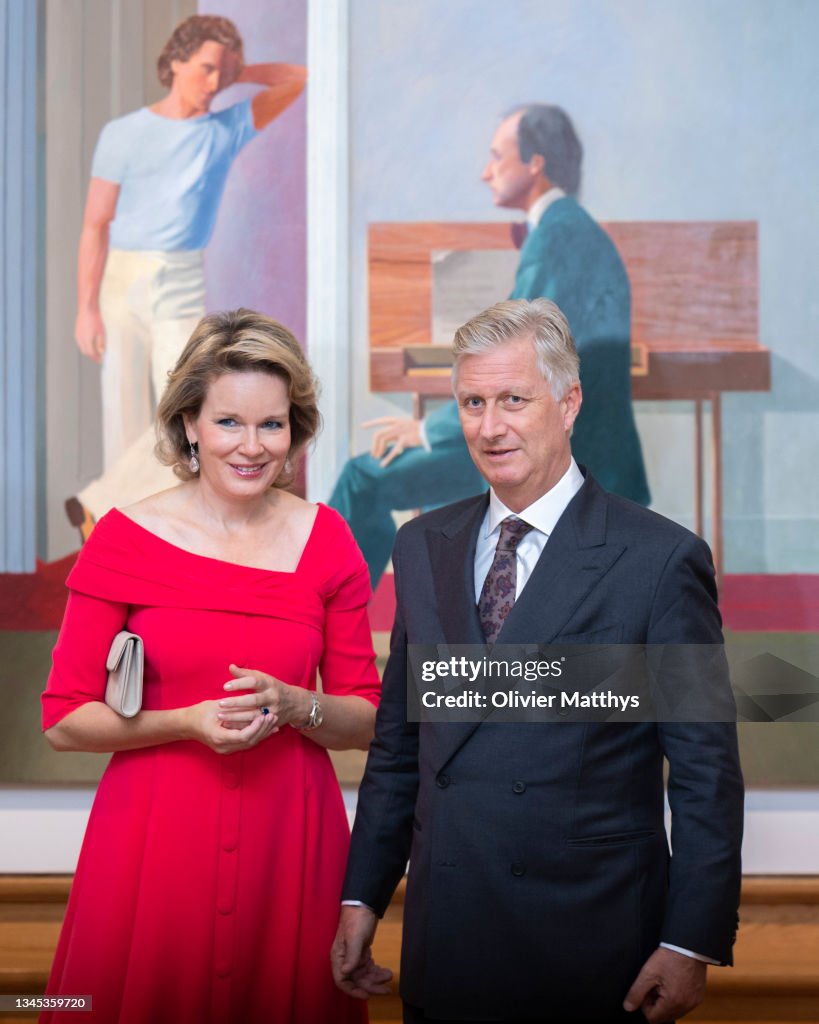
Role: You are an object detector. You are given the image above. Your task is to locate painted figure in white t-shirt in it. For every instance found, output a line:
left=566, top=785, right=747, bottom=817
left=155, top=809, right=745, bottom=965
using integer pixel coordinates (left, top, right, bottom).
left=67, top=15, right=305, bottom=540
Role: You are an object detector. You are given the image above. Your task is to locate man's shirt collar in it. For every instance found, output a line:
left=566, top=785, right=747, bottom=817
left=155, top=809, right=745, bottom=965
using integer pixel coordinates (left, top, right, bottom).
left=484, top=458, right=584, bottom=540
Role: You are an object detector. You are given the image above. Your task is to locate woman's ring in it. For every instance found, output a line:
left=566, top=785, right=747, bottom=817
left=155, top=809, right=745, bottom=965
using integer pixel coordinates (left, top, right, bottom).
left=261, top=707, right=270, bottom=716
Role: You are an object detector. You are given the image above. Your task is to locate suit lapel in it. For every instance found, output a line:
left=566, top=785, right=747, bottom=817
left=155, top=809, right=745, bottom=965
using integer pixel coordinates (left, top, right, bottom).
left=427, top=496, right=487, bottom=645
left=425, top=496, right=487, bottom=771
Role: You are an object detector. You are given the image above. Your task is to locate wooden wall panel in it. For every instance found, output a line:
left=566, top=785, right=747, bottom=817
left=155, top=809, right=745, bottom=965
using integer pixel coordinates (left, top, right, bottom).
left=1, top=875, right=817, bottom=1021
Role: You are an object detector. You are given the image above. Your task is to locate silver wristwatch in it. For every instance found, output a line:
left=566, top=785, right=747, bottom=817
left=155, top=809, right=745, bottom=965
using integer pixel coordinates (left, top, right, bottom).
left=295, top=692, right=323, bottom=731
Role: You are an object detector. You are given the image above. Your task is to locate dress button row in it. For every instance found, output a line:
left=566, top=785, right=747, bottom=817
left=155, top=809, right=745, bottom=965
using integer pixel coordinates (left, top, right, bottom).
left=223, top=772, right=239, bottom=789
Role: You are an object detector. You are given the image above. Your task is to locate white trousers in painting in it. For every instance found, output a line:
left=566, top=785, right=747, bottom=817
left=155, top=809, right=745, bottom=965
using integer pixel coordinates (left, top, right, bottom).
left=80, top=249, right=205, bottom=518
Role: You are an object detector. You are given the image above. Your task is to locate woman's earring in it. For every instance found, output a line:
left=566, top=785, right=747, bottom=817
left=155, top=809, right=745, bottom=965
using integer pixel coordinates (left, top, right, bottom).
left=284, top=456, right=293, bottom=474
left=189, top=442, right=200, bottom=473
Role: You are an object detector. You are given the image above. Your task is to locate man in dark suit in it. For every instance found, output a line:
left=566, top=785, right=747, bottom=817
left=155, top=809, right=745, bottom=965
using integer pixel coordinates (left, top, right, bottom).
left=329, top=104, right=649, bottom=590
left=331, top=298, right=743, bottom=1023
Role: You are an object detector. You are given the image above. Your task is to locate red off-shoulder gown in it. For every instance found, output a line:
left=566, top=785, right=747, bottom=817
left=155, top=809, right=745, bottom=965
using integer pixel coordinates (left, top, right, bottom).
left=41, top=505, right=380, bottom=1024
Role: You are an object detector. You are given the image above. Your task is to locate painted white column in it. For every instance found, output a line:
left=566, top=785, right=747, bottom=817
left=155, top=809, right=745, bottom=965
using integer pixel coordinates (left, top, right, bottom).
left=0, top=0, right=38, bottom=571
left=306, top=0, right=350, bottom=502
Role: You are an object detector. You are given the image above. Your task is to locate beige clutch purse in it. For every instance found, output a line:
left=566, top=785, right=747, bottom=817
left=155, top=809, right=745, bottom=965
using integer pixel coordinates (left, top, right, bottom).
left=105, top=631, right=144, bottom=718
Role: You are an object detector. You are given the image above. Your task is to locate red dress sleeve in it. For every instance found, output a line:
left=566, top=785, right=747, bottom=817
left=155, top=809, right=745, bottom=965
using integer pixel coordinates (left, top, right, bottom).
left=41, top=589, right=128, bottom=731
left=315, top=508, right=381, bottom=708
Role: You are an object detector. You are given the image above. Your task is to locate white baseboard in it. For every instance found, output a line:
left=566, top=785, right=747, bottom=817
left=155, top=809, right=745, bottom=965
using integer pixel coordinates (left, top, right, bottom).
left=1, top=787, right=817, bottom=875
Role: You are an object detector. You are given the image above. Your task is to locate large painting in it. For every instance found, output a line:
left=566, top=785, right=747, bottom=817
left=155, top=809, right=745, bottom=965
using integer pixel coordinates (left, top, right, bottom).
left=1, top=0, right=817, bottom=794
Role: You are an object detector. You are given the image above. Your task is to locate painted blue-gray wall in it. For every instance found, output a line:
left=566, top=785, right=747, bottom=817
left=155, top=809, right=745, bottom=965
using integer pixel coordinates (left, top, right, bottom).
left=349, top=0, right=819, bottom=573
left=0, top=0, right=38, bottom=572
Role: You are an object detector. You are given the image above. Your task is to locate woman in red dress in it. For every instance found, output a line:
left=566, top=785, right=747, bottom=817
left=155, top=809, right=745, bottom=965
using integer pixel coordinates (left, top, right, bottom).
left=41, top=310, right=388, bottom=1023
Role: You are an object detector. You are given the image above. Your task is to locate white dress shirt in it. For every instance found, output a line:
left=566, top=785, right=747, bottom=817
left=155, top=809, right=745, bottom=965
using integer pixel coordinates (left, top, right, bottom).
left=474, top=458, right=583, bottom=601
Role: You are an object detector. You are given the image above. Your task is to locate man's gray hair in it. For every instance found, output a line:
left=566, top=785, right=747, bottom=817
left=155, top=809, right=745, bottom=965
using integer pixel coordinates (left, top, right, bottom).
left=452, top=298, right=579, bottom=400
left=505, top=104, right=583, bottom=195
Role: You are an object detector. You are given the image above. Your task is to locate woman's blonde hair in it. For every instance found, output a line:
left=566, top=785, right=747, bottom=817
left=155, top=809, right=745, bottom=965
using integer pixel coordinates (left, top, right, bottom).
left=156, top=309, right=320, bottom=487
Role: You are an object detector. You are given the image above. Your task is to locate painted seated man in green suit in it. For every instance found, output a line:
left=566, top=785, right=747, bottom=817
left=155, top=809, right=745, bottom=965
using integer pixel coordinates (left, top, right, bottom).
left=329, top=104, right=650, bottom=589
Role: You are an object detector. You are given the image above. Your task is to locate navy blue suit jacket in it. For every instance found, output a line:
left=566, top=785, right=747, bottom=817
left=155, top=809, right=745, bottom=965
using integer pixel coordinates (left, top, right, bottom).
left=343, top=473, right=742, bottom=1020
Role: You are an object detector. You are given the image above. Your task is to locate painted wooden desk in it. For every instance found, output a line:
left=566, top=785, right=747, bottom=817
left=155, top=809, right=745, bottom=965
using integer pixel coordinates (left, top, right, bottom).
left=367, top=221, right=771, bottom=577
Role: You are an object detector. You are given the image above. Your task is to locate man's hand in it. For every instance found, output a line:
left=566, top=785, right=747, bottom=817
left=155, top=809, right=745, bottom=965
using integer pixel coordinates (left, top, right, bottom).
left=363, top=416, right=423, bottom=467
left=623, top=947, right=707, bottom=1022
left=331, top=904, right=393, bottom=999
left=75, top=308, right=106, bottom=362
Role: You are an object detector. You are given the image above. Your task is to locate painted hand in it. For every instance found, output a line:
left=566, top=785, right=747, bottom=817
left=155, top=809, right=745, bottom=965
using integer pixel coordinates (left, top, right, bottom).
left=362, top=416, right=423, bottom=467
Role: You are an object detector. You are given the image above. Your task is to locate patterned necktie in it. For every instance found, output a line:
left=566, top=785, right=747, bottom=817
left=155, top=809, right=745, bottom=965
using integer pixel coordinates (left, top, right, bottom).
left=478, top=516, right=534, bottom=644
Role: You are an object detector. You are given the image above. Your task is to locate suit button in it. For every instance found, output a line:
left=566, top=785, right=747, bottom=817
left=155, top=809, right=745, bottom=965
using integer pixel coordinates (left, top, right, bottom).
left=557, top=706, right=570, bottom=717
left=512, top=781, right=526, bottom=794
left=511, top=862, right=526, bottom=877
left=436, top=773, right=450, bottom=789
